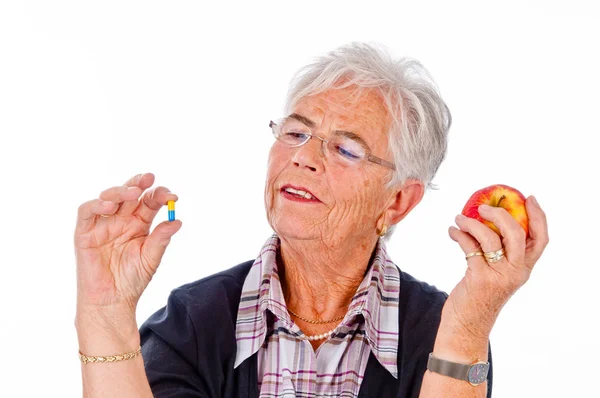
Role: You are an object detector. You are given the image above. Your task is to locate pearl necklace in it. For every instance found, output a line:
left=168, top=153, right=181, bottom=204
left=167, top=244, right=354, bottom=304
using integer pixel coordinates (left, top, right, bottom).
left=303, top=325, right=340, bottom=341
left=287, top=309, right=346, bottom=341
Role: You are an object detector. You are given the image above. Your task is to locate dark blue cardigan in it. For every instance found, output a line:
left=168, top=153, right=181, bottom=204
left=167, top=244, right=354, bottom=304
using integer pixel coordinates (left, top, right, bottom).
left=140, top=260, right=493, bottom=397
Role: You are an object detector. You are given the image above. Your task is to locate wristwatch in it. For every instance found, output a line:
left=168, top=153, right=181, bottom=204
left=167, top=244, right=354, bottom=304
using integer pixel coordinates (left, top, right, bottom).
left=427, top=353, right=489, bottom=386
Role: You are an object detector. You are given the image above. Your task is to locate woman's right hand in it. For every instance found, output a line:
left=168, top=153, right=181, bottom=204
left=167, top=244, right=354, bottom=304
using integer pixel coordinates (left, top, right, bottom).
left=74, top=173, right=181, bottom=318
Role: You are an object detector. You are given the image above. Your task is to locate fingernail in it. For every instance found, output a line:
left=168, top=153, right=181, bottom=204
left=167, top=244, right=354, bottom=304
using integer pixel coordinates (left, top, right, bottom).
left=100, top=200, right=113, bottom=206
left=127, top=186, right=138, bottom=191
left=456, top=214, right=466, bottom=221
left=479, top=204, right=492, bottom=212
left=531, top=196, right=539, bottom=206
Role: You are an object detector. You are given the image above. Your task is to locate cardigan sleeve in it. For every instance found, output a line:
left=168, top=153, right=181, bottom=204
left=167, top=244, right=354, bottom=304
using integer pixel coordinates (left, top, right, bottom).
left=487, top=343, right=494, bottom=397
left=139, top=263, right=256, bottom=398
left=140, top=292, right=212, bottom=397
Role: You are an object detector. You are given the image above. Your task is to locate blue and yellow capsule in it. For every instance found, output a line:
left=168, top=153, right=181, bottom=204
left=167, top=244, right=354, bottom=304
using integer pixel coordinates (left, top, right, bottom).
left=167, top=200, right=175, bottom=222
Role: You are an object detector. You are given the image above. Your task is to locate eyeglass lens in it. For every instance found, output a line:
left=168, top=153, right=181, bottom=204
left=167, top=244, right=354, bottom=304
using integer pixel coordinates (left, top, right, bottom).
left=273, top=119, right=367, bottom=165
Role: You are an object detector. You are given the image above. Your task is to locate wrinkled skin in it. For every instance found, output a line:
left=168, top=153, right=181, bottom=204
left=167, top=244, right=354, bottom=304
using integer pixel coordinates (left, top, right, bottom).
left=265, top=86, right=407, bottom=249
left=263, top=86, right=424, bottom=348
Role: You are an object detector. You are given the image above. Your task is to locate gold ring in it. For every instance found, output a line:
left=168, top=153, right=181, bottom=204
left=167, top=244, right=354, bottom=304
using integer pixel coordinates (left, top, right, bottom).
left=484, top=248, right=505, bottom=259
left=484, top=247, right=506, bottom=263
left=465, top=251, right=484, bottom=260
left=99, top=214, right=111, bottom=218
left=486, top=253, right=505, bottom=263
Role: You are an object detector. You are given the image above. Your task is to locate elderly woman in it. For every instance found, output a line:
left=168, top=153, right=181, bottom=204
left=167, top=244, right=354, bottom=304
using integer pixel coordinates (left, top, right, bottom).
left=74, top=43, right=548, bottom=397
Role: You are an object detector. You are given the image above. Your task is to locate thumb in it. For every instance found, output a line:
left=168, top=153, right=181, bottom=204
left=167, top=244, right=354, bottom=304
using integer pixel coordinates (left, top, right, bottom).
left=141, top=220, right=182, bottom=273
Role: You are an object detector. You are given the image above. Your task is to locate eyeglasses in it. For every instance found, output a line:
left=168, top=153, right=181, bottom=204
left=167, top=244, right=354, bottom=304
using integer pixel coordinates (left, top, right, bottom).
left=269, top=118, right=396, bottom=170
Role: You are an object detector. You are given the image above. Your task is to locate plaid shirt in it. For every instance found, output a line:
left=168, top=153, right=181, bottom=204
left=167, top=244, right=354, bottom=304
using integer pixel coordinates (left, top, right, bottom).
left=234, top=234, right=400, bottom=397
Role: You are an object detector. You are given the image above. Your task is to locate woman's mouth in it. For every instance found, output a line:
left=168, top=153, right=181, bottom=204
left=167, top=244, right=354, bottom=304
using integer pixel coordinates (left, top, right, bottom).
left=280, top=187, right=321, bottom=203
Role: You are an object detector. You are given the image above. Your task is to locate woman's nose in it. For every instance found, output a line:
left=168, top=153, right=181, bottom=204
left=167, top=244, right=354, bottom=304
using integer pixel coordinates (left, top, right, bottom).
left=291, top=137, right=324, bottom=172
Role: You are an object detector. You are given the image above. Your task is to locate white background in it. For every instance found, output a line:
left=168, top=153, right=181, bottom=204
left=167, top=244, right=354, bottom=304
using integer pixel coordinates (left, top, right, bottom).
left=1, top=1, right=598, bottom=396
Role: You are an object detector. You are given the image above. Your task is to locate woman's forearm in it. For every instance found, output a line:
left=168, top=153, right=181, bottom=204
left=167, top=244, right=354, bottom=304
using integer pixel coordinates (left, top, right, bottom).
left=419, top=318, right=490, bottom=398
left=76, top=308, right=152, bottom=398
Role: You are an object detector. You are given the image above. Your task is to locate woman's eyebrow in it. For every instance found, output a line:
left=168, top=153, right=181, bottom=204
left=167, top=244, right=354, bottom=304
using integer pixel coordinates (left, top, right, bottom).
left=333, top=130, right=372, bottom=152
left=288, top=112, right=372, bottom=152
left=288, top=113, right=316, bottom=128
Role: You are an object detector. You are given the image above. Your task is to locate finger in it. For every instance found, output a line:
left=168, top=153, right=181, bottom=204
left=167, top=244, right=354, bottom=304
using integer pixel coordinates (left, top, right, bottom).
left=455, top=214, right=508, bottom=266
left=477, top=205, right=526, bottom=267
left=140, top=220, right=183, bottom=274
left=125, top=172, right=154, bottom=188
left=99, top=185, right=143, bottom=204
left=448, top=226, right=488, bottom=273
left=524, top=196, right=550, bottom=268
left=136, top=186, right=178, bottom=224
left=75, top=199, right=119, bottom=235
left=118, top=173, right=156, bottom=215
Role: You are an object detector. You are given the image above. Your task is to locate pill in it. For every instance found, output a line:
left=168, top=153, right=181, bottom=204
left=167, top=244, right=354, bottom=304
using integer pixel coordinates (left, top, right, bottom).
left=167, top=200, right=175, bottom=222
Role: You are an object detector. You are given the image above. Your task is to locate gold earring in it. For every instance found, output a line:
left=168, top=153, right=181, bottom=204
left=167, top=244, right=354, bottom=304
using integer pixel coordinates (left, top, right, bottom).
left=378, top=224, right=388, bottom=237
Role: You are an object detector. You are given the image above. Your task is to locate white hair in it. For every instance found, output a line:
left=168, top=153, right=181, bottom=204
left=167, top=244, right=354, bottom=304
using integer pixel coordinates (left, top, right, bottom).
left=284, top=42, right=451, bottom=240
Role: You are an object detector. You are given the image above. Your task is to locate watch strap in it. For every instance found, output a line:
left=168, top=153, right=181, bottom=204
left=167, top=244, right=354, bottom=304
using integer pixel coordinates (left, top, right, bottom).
left=427, top=353, right=470, bottom=381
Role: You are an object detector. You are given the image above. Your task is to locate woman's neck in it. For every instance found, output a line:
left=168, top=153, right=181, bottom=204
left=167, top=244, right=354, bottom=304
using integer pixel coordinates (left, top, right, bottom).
left=277, top=235, right=379, bottom=321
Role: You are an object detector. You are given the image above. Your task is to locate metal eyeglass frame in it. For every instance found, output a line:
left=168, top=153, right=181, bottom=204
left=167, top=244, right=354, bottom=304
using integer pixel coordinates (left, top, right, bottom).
left=269, top=120, right=396, bottom=171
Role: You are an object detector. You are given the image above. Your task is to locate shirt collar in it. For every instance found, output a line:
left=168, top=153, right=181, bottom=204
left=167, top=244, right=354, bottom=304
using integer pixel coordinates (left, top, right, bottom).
left=234, top=234, right=400, bottom=378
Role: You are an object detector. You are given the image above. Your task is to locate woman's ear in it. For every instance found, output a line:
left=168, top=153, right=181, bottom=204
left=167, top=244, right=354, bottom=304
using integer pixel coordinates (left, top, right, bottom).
left=385, top=179, right=425, bottom=226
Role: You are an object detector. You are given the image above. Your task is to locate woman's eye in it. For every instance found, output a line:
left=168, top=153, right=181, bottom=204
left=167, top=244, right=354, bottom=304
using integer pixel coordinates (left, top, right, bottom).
left=281, top=132, right=309, bottom=144
left=337, top=146, right=361, bottom=160
left=288, top=132, right=308, bottom=139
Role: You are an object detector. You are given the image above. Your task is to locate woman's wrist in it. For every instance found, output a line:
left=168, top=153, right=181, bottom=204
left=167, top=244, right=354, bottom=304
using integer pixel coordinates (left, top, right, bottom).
left=75, top=305, right=140, bottom=355
left=433, top=310, right=491, bottom=363
left=432, top=326, right=489, bottom=364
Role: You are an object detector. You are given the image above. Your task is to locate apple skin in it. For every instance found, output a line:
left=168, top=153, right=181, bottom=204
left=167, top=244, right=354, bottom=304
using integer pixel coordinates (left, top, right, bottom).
left=461, top=184, right=529, bottom=238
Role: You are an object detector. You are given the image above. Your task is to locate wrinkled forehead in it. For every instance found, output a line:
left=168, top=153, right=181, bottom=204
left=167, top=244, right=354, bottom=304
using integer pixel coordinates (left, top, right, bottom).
left=291, top=86, right=392, bottom=133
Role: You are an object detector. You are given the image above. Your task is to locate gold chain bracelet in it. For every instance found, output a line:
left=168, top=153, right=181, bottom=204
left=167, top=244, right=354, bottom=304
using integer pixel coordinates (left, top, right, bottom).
left=79, top=346, right=142, bottom=364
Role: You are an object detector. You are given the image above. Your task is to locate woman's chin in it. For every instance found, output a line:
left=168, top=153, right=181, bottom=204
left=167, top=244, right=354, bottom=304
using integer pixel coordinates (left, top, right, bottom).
left=274, top=221, right=320, bottom=240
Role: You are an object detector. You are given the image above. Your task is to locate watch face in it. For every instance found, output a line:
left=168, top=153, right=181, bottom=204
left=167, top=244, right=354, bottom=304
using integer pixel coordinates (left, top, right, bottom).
left=468, top=363, right=488, bottom=385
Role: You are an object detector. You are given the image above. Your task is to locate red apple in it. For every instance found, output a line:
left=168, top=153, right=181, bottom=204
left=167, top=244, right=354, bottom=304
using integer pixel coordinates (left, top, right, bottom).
left=461, top=184, right=529, bottom=238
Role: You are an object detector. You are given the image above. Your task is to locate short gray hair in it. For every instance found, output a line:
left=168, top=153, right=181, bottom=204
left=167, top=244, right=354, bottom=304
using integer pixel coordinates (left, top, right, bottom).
left=284, top=42, right=451, bottom=240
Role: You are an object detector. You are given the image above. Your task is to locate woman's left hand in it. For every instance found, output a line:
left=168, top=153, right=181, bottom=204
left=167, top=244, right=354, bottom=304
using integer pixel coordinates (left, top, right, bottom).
left=443, top=195, right=549, bottom=340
